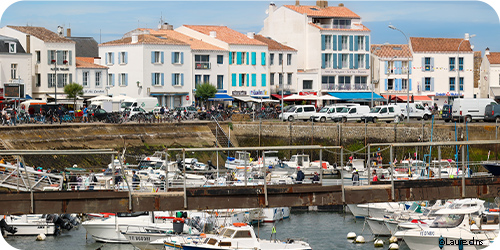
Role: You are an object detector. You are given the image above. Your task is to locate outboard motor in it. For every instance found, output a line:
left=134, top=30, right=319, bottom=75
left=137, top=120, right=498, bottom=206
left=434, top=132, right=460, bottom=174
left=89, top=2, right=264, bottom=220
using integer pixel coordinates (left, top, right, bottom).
left=0, top=218, right=17, bottom=237
left=47, top=214, right=73, bottom=233
left=207, top=160, right=216, bottom=170
left=177, top=159, right=184, bottom=171
left=61, top=214, right=80, bottom=227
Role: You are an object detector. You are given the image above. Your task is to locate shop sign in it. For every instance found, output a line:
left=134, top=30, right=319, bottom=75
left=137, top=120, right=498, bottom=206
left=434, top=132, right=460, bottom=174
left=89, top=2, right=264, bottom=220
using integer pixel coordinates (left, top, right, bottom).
left=83, top=89, right=106, bottom=94
left=232, top=91, right=247, bottom=96
left=435, top=92, right=463, bottom=97
left=250, top=90, right=268, bottom=96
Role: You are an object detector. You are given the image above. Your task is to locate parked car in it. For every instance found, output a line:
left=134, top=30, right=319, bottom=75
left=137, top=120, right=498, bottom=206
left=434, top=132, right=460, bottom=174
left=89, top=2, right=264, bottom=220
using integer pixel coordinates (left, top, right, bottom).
left=332, top=105, right=371, bottom=122
left=361, top=104, right=403, bottom=123
left=279, top=105, right=316, bottom=122
left=125, top=107, right=146, bottom=118
left=484, top=104, right=500, bottom=122
left=441, top=104, right=453, bottom=122
left=452, top=98, right=497, bottom=122
left=397, top=102, right=432, bottom=120
left=90, top=108, right=108, bottom=122
left=312, top=104, right=359, bottom=122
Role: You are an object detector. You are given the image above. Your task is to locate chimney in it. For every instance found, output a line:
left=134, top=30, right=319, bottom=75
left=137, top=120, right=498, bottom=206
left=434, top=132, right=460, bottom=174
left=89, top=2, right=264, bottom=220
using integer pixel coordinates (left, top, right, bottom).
left=295, top=0, right=300, bottom=6
left=209, top=31, right=217, bottom=38
left=131, top=34, right=138, bottom=44
left=269, top=2, right=277, bottom=14
left=94, top=57, right=101, bottom=65
left=485, top=47, right=490, bottom=56
left=338, top=3, right=344, bottom=7
left=26, top=34, right=30, bottom=54
left=160, top=23, right=173, bottom=30
left=66, top=28, right=71, bottom=37
left=247, top=32, right=254, bottom=39
left=316, top=1, right=328, bottom=8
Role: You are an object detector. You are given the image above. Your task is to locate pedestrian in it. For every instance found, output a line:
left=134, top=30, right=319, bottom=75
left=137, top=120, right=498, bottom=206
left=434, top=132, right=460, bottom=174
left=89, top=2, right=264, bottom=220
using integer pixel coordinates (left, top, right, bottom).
left=372, top=170, right=378, bottom=182
left=132, top=170, right=140, bottom=190
left=40, top=108, right=46, bottom=123
left=352, top=169, right=359, bottom=186
left=11, top=109, right=16, bottom=126
left=296, top=167, right=305, bottom=183
left=82, top=105, right=88, bottom=123
left=89, top=169, right=97, bottom=190
left=114, top=171, right=122, bottom=189
left=312, top=172, right=319, bottom=182
left=57, top=106, right=64, bottom=124
left=28, top=105, right=35, bottom=123
left=69, top=171, right=77, bottom=190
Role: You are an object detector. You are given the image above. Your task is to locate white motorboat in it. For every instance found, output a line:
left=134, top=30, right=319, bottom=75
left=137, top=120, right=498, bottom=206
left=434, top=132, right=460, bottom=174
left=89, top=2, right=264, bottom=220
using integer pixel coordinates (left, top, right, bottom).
left=262, top=207, right=290, bottom=223
left=1, top=214, right=78, bottom=236
left=284, top=154, right=335, bottom=175
left=178, top=223, right=312, bottom=250
left=366, top=217, right=392, bottom=236
left=347, top=202, right=403, bottom=218
left=225, top=151, right=252, bottom=170
left=395, top=199, right=498, bottom=250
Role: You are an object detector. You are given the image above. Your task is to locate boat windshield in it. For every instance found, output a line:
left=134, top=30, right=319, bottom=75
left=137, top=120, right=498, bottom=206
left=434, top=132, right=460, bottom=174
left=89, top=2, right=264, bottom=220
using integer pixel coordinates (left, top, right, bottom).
left=370, top=107, right=381, bottom=113
left=430, top=214, right=464, bottom=228
left=233, top=230, right=252, bottom=238
left=222, top=229, right=235, bottom=238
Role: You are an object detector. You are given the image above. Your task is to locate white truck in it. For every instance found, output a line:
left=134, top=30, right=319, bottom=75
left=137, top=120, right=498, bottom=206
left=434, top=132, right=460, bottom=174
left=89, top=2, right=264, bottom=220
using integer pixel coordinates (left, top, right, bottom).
left=88, top=101, right=121, bottom=113
left=120, top=97, right=159, bottom=112
left=452, top=98, right=497, bottom=122
left=397, top=102, right=432, bottom=120
left=361, top=105, right=403, bottom=123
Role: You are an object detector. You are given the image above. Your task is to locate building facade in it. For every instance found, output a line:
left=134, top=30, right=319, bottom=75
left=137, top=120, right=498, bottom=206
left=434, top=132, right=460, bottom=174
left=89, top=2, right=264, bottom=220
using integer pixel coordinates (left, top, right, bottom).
left=479, top=49, right=500, bottom=99
left=75, top=57, right=109, bottom=97
left=0, top=35, right=32, bottom=99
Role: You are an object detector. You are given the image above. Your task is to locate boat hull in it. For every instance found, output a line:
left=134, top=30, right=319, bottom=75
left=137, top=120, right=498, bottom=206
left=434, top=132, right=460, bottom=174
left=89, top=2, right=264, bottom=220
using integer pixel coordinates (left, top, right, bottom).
left=481, top=163, right=500, bottom=176
left=366, top=218, right=391, bottom=236
left=6, top=222, right=56, bottom=236
left=346, top=204, right=368, bottom=218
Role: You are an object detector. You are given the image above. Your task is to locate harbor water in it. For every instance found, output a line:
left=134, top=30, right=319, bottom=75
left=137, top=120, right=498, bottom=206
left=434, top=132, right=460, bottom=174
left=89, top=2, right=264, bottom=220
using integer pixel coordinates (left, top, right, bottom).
left=2, top=210, right=410, bottom=250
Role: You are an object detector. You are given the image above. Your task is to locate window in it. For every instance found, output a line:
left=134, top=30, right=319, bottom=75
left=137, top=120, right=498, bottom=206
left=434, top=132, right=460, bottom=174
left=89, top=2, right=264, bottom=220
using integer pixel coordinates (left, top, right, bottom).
left=35, top=73, right=41, bottom=87
left=287, top=54, right=292, bottom=65
left=402, top=79, right=408, bottom=90
left=279, top=53, right=283, bottom=65
left=357, top=54, right=365, bottom=68
left=449, top=57, right=455, bottom=71
left=303, top=80, right=313, bottom=90
left=334, top=19, right=351, bottom=29
left=387, top=79, right=394, bottom=90
left=324, top=54, right=332, bottom=68
left=36, top=51, right=41, bottom=64
left=240, top=74, right=245, bottom=87
left=152, top=73, right=161, bottom=86
left=241, top=52, right=246, bottom=64
left=341, top=36, right=348, bottom=50
left=217, top=55, right=224, bottom=64
left=48, top=74, right=55, bottom=88
left=8, top=42, right=16, bottom=53
left=107, top=74, right=113, bottom=86
left=217, top=75, right=223, bottom=89
left=173, top=52, right=181, bottom=64
left=449, top=77, right=456, bottom=91
left=195, top=75, right=202, bottom=87
left=107, top=52, right=114, bottom=64
left=458, top=57, right=464, bottom=71
left=62, top=51, right=68, bottom=64
left=341, top=54, right=348, bottom=68
left=424, top=57, right=431, bottom=71
left=357, top=36, right=365, bottom=51
left=95, top=72, right=101, bottom=86
left=119, top=73, right=126, bottom=86
left=431, top=214, right=465, bottom=228
left=402, top=61, right=409, bottom=74
left=270, top=53, right=274, bottom=65
left=287, top=73, right=292, bottom=85
left=57, top=73, right=68, bottom=88
left=322, top=76, right=335, bottom=90
left=338, top=76, right=351, bottom=90
left=203, top=75, right=210, bottom=84
left=424, top=77, right=431, bottom=91
left=233, top=230, right=252, bottom=238
left=83, top=71, right=89, bottom=86
left=230, top=52, right=236, bottom=64
left=49, top=50, right=56, bottom=63
left=325, top=35, right=332, bottom=50
left=120, top=52, right=126, bottom=64
left=10, top=64, right=17, bottom=79
left=459, top=77, right=464, bottom=91
left=278, top=73, right=283, bottom=85
left=195, top=55, right=210, bottom=69
left=355, top=76, right=367, bottom=90
left=387, top=61, right=394, bottom=74
left=270, top=73, right=275, bottom=85
left=153, top=51, right=161, bottom=63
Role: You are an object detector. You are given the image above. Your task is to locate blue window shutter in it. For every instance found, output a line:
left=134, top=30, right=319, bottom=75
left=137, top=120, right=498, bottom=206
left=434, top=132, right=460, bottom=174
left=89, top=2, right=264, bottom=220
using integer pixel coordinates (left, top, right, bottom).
left=180, top=52, right=184, bottom=64
left=321, top=54, right=326, bottom=69
left=118, top=74, right=121, bottom=85
left=181, top=74, right=184, bottom=86
left=237, top=52, right=242, bottom=65
left=409, top=61, right=412, bottom=74
left=151, top=51, right=155, bottom=64
left=151, top=73, right=155, bottom=85
left=430, top=58, right=434, bottom=72
left=384, top=79, right=388, bottom=91
left=349, top=35, right=353, bottom=51
left=365, top=36, right=369, bottom=51
left=354, top=36, right=358, bottom=51
left=171, top=52, right=175, bottom=64
left=239, top=74, right=242, bottom=86
left=246, top=74, right=249, bottom=87
left=398, top=61, right=402, bottom=74
left=232, top=73, right=236, bottom=86
left=251, top=52, right=256, bottom=65
left=161, top=73, right=164, bottom=86
left=112, top=74, right=115, bottom=86
left=246, top=52, right=249, bottom=65
left=229, top=52, right=233, bottom=65
left=338, top=36, right=342, bottom=50
left=332, top=35, right=337, bottom=51
left=57, top=51, right=63, bottom=65
left=261, top=52, right=266, bottom=65
left=69, top=51, right=72, bottom=65
left=385, top=61, right=388, bottom=74
left=118, top=52, right=121, bottom=64
left=111, top=52, right=114, bottom=64
left=333, top=54, right=337, bottom=69
left=354, top=54, right=359, bottom=69
left=321, top=35, right=326, bottom=51
left=125, top=74, right=128, bottom=86
left=365, top=54, right=370, bottom=69
left=125, top=52, right=128, bottom=64
left=105, top=52, right=108, bottom=65
left=421, top=58, right=425, bottom=72
left=261, top=74, right=266, bottom=87
left=349, top=54, right=353, bottom=69
left=397, top=79, right=401, bottom=91
left=431, top=78, right=434, bottom=91
left=421, top=77, right=425, bottom=91
left=48, top=50, right=52, bottom=64
left=252, top=73, right=256, bottom=86
left=409, top=79, right=412, bottom=91
left=172, top=74, right=175, bottom=86
left=338, top=54, right=342, bottom=69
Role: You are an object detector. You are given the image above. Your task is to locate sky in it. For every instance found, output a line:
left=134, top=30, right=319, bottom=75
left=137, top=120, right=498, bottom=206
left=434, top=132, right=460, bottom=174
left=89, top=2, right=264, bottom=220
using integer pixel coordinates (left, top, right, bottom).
left=0, top=0, right=499, bottom=53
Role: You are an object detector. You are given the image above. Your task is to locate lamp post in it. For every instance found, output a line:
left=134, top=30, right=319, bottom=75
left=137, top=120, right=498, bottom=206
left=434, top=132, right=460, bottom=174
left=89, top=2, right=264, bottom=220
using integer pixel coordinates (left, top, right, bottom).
left=52, top=52, right=57, bottom=105
left=388, top=25, right=410, bottom=122
left=457, top=34, right=475, bottom=99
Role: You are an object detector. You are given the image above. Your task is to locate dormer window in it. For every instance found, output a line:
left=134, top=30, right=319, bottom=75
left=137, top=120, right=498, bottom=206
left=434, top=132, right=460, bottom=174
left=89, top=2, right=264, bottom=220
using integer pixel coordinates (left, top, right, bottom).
left=334, top=19, right=351, bottom=29
left=9, top=42, right=16, bottom=53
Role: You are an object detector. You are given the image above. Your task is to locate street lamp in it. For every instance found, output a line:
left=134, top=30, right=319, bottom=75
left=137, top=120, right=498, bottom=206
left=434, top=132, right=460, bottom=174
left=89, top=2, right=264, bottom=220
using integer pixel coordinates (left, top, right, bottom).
left=388, top=24, right=410, bottom=122
left=457, top=34, right=475, bottom=99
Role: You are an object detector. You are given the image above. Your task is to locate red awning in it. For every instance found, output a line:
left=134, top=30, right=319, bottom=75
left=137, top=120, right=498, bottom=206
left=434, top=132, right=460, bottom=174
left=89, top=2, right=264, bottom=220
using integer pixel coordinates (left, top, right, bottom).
left=398, top=95, right=432, bottom=101
left=271, top=94, right=292, bottom=100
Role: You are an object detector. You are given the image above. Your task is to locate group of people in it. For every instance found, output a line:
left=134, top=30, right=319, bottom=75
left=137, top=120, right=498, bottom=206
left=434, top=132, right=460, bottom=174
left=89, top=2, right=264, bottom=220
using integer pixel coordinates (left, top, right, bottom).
left=294, top=167, right=319, bottom=184
left=62, top=169, right=98, bottom=190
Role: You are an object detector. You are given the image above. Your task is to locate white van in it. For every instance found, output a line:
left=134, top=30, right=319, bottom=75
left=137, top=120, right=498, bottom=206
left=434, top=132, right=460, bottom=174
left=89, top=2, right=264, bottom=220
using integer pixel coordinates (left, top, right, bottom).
left=332, top=105, right=371, bottom=122
left=280, top=105, right=316, bottom=122
left=312, top=104, right=358, bottom=122
left=120, top=97, right=159, bottom=112
left=452, top=98, right=497, bottom=122
left=397, top=102, right=432, bottom=120
left=361, top=105, right=403, bottom=123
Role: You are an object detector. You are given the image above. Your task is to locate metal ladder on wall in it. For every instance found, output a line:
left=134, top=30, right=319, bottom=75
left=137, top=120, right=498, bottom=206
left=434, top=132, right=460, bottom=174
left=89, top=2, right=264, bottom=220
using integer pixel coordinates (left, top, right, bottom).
left=208, top=117, right=233, bottom=148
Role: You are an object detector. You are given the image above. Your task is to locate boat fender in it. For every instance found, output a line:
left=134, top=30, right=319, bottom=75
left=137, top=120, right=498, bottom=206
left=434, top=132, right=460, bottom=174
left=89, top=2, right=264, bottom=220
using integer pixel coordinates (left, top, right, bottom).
left=389, top=236, right=398, bottom=243
left=458, top=237, right=463, bottom=250
left=439, top=235, right=444, bottom=249
left=36, top=233, right=46, bottom=241
left=346, top=232, right=356, bottom=239
left=355, top=235, right=365, bottom=243
left=374, top=239, right=384, bottom=247
left=388, top=243, right=399, bottom=250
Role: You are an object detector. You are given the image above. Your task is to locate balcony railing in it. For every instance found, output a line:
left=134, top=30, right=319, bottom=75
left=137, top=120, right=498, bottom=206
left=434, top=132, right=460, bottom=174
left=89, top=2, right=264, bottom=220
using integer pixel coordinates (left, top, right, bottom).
left=354, top=84, right=369, bottom=90
left=195, top=62, right=211, bottom=70
left=321, top=84, right=335, bottom=90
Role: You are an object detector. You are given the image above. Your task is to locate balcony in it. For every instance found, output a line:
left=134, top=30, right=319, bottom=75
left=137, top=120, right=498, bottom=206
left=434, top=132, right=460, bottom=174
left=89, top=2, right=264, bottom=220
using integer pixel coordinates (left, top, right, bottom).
left=195, top=62, right=211, bottom=70
left=354, top=84, right=369, bottom=90
left=321, top=84, right=335, bottom=90
left=337, top=84, right=351, bottom=91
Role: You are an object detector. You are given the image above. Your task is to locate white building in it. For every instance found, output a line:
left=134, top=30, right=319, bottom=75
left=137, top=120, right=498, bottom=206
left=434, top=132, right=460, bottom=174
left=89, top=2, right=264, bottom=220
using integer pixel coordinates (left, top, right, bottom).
left=253, top=35, right=298, bottom=99
left=176, top=25, right=269, bottom=100
left=260, top=2, right=373, bottom=101
left=410, top=36, right=475, bottom=107
left=0, top=35, right=32, bottom=100
left=75, top=57, right=109, bottom=97
left=99, top=32, right=192, bottom=108
left=0, top=25, right=76, bottom=101
left=479, top=48, right=500, bottom=99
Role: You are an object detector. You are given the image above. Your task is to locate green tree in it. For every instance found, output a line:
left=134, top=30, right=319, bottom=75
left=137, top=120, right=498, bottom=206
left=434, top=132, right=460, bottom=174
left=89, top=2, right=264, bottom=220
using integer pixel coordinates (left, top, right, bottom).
left=64, top=82, right=84, bottom=110
left=195, top=82, right=217, bottom=107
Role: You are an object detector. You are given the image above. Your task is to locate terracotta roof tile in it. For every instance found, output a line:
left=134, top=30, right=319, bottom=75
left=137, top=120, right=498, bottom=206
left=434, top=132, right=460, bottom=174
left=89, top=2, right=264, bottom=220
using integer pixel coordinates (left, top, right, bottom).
left=138, top=28, right=224, bottom=51
left=308, top=22, right=370, bottom=32
left=253, top=35, right=296, bottom=51
left=284, top=5, right=360, bottom=18
left=487, top=52, right=500, bottom=64
left=371, top=44, right=412, bottom=59
left=410, top=37, right=473, bottom=53
left=183, top=25, right=266, bottom=46
left=76, top=57, right=108, bottom=69
left=99, top=34, right=187, bottom=46
left=8, top=25, right=75, bottom=43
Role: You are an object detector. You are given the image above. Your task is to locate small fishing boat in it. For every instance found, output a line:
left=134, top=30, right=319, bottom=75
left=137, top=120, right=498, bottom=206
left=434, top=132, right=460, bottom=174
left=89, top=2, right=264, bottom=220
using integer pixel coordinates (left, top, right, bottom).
left=481, top=161, right=500, bottom=176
